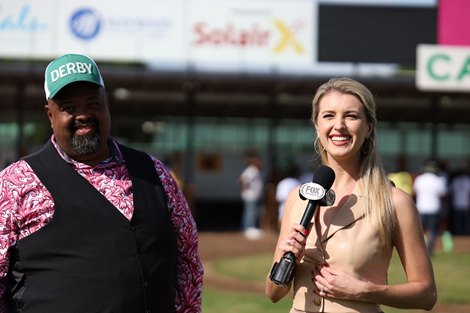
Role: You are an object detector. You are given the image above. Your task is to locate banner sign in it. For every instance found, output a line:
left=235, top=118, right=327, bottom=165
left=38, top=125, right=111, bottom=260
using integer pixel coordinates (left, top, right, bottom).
left=416, top=44, right=470, bottom=92
left=0, top=0, right=316, bottom=67
left=187, top=0, right=315, bottom=66
left=438, top=0, right=470, bottom=46
left=0, top=0, right=185, bottom=61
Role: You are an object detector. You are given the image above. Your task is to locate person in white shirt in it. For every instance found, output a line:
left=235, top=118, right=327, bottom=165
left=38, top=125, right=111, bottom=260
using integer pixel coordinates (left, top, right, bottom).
left=238, top=151, right=263, bottom=239
left=413, top=161, right=448, bottom=255
left=276, top=165, right=300, bottom=225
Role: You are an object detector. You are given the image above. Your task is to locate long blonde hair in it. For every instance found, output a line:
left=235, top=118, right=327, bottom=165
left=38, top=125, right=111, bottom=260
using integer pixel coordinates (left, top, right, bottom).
left=311, top=77, right=395, bottom=248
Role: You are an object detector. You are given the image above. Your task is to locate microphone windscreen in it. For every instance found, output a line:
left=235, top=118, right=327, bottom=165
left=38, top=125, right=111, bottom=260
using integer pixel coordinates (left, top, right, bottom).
left=311, top=166, right=335, bottom=190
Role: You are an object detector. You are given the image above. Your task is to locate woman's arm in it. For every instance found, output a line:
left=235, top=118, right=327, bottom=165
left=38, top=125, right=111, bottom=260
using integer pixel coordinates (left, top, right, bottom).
left=367, top=187, right=437, bottom=310
left=265, top=187, right=307, bottom=302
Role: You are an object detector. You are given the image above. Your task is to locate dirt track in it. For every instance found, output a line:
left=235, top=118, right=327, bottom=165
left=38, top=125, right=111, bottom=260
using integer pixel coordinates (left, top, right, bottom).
left=199, top=231, right=278, bottom=294
left=199, top=231, right=470, bottom=313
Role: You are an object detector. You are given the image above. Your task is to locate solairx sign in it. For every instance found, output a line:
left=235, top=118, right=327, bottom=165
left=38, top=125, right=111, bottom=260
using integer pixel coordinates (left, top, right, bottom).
left=416, top=44, right=470, bottom=92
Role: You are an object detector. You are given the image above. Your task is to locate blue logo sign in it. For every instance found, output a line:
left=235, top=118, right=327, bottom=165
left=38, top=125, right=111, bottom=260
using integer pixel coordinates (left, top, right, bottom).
left=70, top=8, right=101, bottom=40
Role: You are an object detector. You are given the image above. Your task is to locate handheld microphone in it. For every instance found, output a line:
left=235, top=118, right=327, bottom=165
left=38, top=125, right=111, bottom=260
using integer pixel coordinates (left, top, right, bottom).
left=269, top=165, right=335, bottom=286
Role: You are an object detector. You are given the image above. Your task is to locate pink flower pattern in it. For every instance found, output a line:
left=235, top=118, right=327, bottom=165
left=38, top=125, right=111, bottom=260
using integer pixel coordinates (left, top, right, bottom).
left=0, top=140, right=203, bottom=313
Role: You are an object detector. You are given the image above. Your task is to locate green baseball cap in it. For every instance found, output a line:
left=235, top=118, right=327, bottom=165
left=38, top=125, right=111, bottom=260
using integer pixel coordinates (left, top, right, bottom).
left=44, top=53, right=105, bottom=100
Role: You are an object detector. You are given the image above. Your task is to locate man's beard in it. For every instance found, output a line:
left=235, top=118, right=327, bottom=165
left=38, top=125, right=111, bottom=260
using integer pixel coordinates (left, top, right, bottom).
left=70, top=122, right=101, bottom=155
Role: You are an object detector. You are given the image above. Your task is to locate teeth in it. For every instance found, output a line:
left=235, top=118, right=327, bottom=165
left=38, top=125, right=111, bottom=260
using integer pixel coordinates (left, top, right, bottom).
left=331, top=136, right=349, bottom=141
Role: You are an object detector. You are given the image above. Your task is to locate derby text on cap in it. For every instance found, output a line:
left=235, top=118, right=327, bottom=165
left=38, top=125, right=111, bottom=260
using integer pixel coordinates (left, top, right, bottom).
left=44, top=53, right=105, bottom=100
left=50, top=62, right=94, bottom=83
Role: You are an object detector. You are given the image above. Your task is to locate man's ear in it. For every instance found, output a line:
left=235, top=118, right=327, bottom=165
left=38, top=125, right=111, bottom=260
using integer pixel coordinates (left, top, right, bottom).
left=44, top=101, right=54, bottom=126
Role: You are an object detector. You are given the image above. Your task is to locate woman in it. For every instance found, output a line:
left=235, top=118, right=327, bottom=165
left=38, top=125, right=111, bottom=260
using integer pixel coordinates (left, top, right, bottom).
left=265, top=78, right=436, bottom=312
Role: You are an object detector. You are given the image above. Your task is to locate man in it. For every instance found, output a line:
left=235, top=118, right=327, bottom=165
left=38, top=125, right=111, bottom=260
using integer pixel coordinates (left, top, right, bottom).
left=0, top=54, right=203, bottom=312
left=413, top=160, right=448, bottom=256
left=238, top=150, right=263, bottom=240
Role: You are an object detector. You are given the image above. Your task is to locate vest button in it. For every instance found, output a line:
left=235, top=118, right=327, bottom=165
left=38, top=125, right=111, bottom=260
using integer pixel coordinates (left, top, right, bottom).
left=130, top=226, right=137, bottom=231
left=313, top=298, right=321, bottom=306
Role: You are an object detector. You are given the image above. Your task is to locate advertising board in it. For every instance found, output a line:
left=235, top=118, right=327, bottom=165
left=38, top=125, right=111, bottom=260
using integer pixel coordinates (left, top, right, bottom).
left=416, top=44, right=470, bottom=92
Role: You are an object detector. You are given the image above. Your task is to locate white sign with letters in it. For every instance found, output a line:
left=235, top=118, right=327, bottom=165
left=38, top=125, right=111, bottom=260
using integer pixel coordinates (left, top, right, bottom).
left=188, top=0, right=316, bottom=66
left=0, top=0, right=316, bottom=67
left=416, top=44, right=470, bottom=92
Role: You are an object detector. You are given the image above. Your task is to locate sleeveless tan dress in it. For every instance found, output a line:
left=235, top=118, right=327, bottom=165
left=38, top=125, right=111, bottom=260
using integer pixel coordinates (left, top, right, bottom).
left=289, top=185, right=392, bottom=313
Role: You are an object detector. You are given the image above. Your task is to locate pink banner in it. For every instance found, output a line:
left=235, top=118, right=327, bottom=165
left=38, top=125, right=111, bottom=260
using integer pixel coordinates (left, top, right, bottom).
left=438, top=0, right=470, bottom=46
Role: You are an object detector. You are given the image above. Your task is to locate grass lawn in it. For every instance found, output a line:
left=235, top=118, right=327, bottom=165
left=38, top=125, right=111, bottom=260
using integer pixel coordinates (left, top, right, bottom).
left=203, top=287, right=292, bottom=313
left=203, top=251, right=470, bottom=313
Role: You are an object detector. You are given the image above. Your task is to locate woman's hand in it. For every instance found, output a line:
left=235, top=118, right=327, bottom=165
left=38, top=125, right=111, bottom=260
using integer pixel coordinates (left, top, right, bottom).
left=312, top=265, right=369, bottom=300
left=279, top=223, right=308, bottom=263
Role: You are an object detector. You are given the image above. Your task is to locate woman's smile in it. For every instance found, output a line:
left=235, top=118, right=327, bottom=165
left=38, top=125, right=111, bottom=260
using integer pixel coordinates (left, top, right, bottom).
left=330, top=135, right=351, bottom=145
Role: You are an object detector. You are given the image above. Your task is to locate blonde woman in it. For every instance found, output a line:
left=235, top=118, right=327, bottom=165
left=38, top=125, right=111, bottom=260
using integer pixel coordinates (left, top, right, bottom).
left=265, top=78, right=436, bottom=312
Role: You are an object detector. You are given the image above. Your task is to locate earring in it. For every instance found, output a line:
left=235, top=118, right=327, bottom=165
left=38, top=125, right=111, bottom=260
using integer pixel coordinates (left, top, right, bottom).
left=314, top=137, right=325, bottom=155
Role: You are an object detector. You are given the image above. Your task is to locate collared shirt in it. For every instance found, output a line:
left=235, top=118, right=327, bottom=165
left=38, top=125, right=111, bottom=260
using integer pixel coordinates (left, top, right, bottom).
left=0, top=136, right=203, bottom=313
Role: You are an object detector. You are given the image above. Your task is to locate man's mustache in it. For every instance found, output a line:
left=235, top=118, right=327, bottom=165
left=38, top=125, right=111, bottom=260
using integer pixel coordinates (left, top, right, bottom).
left=71, top=119, right=99, bottom=132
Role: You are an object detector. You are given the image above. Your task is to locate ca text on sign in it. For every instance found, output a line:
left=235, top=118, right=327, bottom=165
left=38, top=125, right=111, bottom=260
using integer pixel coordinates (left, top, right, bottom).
left=416, top=44, right=470, bottom=92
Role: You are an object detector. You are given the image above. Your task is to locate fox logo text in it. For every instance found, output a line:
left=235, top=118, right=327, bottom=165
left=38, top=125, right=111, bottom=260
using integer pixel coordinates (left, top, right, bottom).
left=299, top=183, right=325, bottom=201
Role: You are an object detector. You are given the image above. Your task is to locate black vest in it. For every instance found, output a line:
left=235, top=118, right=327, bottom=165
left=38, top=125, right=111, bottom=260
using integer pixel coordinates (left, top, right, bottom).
left=6, top=142, right=177, bottom=313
